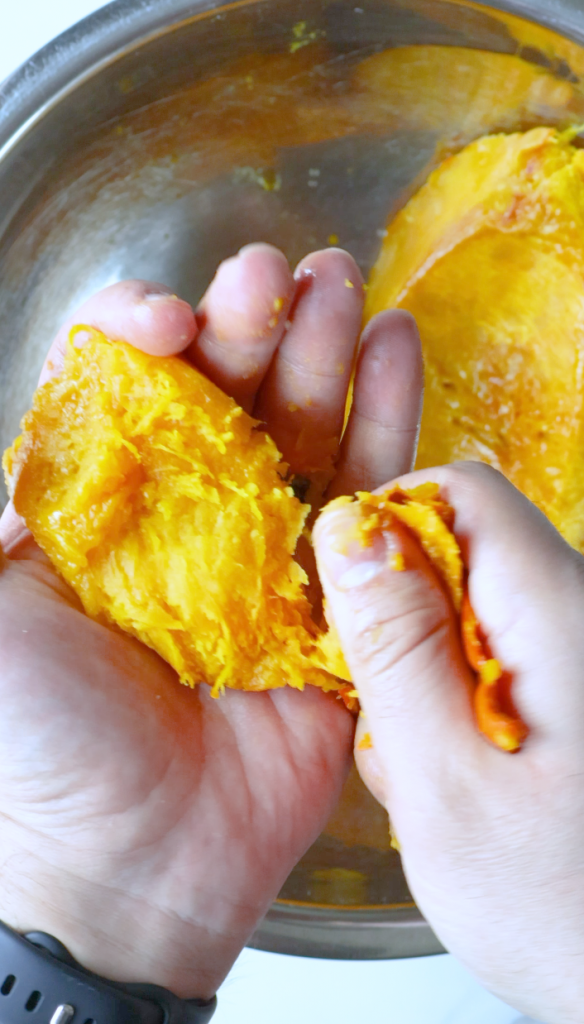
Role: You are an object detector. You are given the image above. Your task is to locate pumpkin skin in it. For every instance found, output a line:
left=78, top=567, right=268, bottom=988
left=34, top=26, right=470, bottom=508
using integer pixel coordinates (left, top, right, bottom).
left=366, top=126, right=584, bottom=551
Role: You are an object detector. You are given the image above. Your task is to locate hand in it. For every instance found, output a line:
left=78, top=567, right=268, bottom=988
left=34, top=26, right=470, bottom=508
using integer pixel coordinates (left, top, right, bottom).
left=314, top=461, right=584, bottom=1024
left=0, top=244, right=423, bottom=998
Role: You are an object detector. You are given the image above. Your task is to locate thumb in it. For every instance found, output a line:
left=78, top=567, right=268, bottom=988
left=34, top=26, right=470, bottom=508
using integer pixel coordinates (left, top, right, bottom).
left=314, top=502, right=478, bottom=798
left=0, top=501, right=34, bottom=558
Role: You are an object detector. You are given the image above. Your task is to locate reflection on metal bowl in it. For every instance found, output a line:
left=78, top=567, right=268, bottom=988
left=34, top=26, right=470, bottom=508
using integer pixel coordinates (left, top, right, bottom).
left=1, top=0, right=584, bottom=959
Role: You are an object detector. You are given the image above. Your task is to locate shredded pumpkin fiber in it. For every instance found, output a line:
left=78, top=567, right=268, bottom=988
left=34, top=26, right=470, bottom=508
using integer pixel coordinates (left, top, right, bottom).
left=3, top=329, right=339, bottom=697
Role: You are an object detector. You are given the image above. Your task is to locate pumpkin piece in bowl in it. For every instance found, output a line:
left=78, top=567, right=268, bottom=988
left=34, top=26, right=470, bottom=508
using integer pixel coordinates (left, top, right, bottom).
left=366, top=126, right=584, bottom=551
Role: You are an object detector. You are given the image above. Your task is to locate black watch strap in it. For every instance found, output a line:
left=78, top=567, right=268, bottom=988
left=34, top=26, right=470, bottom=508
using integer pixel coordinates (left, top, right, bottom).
left=0, top=921, right=217, bottom=1023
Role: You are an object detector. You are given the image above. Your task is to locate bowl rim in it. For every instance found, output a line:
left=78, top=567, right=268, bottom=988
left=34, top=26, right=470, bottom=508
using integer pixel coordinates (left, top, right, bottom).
left=248, top=901, right=446, bottom=959
left=2, top=0, right=584, bottom=162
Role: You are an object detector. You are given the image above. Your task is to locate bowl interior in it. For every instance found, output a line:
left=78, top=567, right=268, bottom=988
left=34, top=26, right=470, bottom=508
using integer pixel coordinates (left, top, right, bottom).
left=1, top=0, right=584, bottom=951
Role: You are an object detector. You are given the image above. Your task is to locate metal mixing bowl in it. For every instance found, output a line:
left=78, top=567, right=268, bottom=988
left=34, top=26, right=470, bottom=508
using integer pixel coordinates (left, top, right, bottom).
left=2, top=0, right=584, bottom=959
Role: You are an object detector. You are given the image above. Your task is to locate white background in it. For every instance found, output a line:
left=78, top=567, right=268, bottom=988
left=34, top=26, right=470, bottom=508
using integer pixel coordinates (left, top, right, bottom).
left=0, top=5, right=536, bottom=1023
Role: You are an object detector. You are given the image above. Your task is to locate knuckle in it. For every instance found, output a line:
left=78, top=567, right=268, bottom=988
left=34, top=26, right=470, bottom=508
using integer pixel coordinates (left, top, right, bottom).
left=443, top=460, right=504, bottom=494
left=349, top=585, right=450, bottom=699
left=438, top=461, right=510, bottom=526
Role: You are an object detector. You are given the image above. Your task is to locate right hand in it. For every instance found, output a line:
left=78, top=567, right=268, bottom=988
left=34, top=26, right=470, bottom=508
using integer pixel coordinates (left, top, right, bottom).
left=314, top=460, right=584, bottom=1024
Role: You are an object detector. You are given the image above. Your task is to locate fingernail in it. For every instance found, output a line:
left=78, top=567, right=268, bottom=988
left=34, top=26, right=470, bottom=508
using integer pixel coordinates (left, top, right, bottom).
left=294, top=266, right=316, bottom=283
left=143, top=290, right=177, bottom=302
left=315, top=506, right=395, bottom=591
left=72, top=329, right=90, bottom=348
left=133, top=294, right=188, bottom=329
left=238, top=242, right=279, bottom=257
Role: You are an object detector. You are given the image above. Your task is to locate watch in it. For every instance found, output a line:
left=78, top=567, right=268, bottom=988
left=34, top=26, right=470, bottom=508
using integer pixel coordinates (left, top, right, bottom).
left=0, top=920, right=217, bottom=1023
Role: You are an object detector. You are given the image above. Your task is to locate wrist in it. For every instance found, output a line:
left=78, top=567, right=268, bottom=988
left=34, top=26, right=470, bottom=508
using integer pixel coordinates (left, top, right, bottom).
left=0, top=850, right=254, bottom=1000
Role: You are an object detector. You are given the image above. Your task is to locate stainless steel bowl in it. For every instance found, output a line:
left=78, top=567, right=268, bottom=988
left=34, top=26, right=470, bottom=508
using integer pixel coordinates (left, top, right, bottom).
left=2, top=0, right=583, bottom=959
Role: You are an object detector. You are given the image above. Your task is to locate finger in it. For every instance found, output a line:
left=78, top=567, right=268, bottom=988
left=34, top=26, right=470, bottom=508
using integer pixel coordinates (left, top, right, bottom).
left=393, top=461, right=584, bottom=736
left=328, top=310, right=424, bottom=499
left=39, top=280, right=198, bottom=386
left=0, top=502, right=31, bottom=556
left=255, top=249, right=364, bottom=484
left=314, top=502, right=479, bottom=790
left=188, top=244, right=294, bottom=413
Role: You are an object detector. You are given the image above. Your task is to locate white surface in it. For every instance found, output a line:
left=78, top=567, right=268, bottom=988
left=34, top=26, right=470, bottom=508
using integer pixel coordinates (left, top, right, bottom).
left=215, top=949, right=533, bottom=1024
left=0, top=4, right=537, bottom=1023
left=0, top=0, right=108, bottom=84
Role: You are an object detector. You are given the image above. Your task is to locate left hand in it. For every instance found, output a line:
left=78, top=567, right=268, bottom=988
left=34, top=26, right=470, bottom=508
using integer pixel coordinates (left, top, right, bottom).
left=0, top=244, right=422, bottom=998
